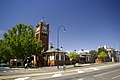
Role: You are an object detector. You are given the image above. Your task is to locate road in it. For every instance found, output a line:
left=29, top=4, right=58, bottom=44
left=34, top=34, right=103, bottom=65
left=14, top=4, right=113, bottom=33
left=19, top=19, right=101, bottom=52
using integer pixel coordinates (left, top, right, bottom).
left=28, top=63, right=120, bottom=80
left=1, top=63, right=120, bottom=80
left=43, top=65, right=120, bottom=80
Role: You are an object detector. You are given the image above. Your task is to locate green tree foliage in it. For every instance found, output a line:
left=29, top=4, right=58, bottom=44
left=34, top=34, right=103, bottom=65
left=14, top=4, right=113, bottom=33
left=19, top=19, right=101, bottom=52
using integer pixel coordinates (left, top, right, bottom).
left=0, top=40, right=4, bottom=62
left=0, top=24, right=43, bottom=65
left=68, top=51, right=79, bottom=66
left=34, top=40, right=43, bottom=66
left=89, top=50, right=98, bottom=58
left=98, top=47, right=107, bottom=54
left=68, top=51, right=79, bottom=61
left=98, top=51, right=108, bottom=59
left=89, top=50, right=98, bottom=62
left=35, top=40, right=43, bottom=56
left=0, top=39, right=12, bottom=63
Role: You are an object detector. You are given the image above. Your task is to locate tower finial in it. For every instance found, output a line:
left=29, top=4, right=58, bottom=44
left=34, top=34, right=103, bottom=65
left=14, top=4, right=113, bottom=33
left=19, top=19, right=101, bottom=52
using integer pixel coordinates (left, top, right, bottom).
left=41, top=17, right=46, bottom=24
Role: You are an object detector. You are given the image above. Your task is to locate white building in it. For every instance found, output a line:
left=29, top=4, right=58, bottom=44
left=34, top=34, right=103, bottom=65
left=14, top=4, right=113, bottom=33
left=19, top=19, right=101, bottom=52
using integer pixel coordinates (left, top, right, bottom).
left=98, top=45, right=120, bottom=62
left=78, top=49, right=92, bottom=63
left=115, top=50, right=120, bottom=62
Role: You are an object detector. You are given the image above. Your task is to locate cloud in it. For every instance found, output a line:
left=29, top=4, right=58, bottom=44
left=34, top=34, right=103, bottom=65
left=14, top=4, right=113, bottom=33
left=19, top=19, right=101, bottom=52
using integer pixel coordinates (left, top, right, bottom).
left=66, top=50, right=90, bottom=54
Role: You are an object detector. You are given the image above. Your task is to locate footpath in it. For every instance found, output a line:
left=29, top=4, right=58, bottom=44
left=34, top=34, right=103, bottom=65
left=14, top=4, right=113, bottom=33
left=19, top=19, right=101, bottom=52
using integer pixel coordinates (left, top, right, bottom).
left=0, top=62, right=120, bottom=80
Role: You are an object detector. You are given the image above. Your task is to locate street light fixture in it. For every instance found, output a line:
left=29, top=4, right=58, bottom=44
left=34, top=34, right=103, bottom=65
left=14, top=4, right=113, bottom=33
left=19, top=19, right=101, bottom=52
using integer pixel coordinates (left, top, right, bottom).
left=57, top=25, right=66, bottom=69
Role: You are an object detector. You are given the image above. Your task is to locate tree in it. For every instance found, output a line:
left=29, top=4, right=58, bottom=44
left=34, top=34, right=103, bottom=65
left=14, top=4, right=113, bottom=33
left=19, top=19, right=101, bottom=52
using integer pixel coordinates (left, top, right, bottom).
left=98, top=47, right=107, bottom=54
left=98, top=51, right=108, bottom=59
left=0, top=39, right=12, bottom=63
left=97, top=47, right=109, bottom=59
left=35, top=40, right=43, bottom=66
left=0, top=39, right=4, bottom=62
left=1, top=24, right=43, bottom=66
left=68, top=51, right=79, bottom=66
left=89, top=50, right=98, bottom=62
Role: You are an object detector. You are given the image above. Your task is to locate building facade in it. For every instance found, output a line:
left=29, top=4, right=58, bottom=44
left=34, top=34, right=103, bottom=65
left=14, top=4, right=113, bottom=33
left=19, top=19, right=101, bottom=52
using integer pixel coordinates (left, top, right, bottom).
left=35, top=18, right=68, bottom=66
left=45, top=46, right=66, bottom=66
left=115, top=50, right=120, bottom=62
left=98, top=45, right=116, bottom=62
left=78, top=50, right=92, bottom=63
left=36, top=17, right=49, bottom=51
left=35, top=17, right=49, bottom=66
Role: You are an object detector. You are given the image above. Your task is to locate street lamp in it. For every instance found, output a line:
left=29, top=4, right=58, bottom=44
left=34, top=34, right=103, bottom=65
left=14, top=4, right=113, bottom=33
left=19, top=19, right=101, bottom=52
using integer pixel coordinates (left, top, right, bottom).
left=57, top=25, right=66, bottom=69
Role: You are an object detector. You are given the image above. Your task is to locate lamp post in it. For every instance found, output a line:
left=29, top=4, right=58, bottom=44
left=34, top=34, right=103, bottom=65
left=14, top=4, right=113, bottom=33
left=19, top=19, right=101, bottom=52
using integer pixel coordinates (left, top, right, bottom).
left=57, top=25, right=66, bottom=69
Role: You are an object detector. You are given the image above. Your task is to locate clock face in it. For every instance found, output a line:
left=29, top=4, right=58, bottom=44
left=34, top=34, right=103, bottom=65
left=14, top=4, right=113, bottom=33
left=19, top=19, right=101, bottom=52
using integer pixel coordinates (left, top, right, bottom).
left=42, top=26, right=47, bottom=34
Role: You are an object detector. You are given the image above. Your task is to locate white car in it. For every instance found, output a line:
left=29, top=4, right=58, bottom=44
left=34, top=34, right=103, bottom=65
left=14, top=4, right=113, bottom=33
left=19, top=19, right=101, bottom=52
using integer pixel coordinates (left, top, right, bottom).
left=0, top=63, right=8, bottom=67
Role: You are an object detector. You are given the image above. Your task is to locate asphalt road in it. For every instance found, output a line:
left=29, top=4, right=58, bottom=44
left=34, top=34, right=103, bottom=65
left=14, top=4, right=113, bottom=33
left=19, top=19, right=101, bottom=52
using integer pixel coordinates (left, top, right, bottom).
left=1, top=63, right=120, bottom=80
left=42, top=65, right=120, bottom=80
left=28, top=64, right=120, bottom=80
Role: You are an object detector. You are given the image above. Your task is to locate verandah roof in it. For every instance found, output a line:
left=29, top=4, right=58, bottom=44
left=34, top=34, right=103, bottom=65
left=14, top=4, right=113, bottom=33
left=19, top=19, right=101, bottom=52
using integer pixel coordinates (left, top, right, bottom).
left=45, top=48, right=66, bottom=53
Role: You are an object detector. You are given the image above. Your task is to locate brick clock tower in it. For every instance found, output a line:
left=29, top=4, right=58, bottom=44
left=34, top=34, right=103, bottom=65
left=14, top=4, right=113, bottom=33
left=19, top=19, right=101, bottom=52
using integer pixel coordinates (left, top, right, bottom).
left=35, top=17, right=49, bottom=66
left=36, top=17, right=49, bottom=51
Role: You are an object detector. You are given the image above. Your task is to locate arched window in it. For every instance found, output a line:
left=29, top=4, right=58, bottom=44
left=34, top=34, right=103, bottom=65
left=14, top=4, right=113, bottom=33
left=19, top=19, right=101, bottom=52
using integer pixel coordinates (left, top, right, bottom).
left=61, top=54, right=64, bottom=60
left=56, top=54, right=59, bottom=60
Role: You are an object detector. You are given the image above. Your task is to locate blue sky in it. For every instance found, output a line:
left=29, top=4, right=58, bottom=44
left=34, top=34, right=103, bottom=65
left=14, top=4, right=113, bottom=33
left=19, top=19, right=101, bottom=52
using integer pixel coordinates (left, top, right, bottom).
left=0, top=0, right=120, bottom=51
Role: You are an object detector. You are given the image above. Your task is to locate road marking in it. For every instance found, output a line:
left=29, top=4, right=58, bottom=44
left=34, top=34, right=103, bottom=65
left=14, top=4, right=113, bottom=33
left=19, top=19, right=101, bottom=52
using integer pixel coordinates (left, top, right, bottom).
left=77, top=70, right=85, bottom=73
left=83, top=68, right=90, bottom=70
left=78, top=78, right=84, bottom=80
left=14, top=77, right=29, bottom=80
left=52, top=73, right=62, bottom=77
left=112, top=75, right=120, bottom=79
left=89, top=67, right=99, bottom=70
left=3, top=71, right=7, bottom=72
left=93, top=69, right=120, bottom=77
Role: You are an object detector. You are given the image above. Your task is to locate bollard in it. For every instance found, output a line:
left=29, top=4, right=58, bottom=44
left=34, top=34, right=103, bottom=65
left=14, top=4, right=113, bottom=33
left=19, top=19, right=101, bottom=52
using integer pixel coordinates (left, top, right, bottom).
left=63, top=65, right=66, bottom=70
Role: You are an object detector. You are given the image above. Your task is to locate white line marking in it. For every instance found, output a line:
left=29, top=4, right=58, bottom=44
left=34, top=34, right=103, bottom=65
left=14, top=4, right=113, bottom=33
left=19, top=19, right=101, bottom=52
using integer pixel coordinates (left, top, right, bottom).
left=93, top=69, right=120, bottom=77
left=78, top=70, right=85, bottom=73
left=89, top=67, right=99, bottom=70
left=112, top=75, right=120, bottom=79
left=78, top=78, right=84, bottom=80
left=3, top=71, right=7, bottom=72
left=52, top=73, right=62, bottom=77
left=76, top=69, right=80, bottom=71
left=14, top=77, right=29, bottom=80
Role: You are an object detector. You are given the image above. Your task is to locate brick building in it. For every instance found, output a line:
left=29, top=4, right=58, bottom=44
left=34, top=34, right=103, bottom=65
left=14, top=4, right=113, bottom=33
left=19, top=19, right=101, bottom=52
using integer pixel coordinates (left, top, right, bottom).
left=36, top=17, right=49, bottom=51
left=35, top=17, right=49, bottom=66
left=35, top=18, right=67, bottom=66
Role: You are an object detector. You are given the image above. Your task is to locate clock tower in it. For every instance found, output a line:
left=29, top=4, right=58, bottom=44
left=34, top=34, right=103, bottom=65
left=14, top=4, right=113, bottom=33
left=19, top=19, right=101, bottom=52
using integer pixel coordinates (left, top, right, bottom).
left=36, top=17, right=49, bottom=51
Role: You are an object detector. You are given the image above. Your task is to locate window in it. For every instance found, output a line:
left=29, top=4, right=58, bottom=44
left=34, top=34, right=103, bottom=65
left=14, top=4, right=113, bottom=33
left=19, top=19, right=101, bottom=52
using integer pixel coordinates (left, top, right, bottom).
left=61, top=55, right=64, bottom=60
left=42, top=33, right=47, bottom=36
left=56, top=54, right=59, bottom=60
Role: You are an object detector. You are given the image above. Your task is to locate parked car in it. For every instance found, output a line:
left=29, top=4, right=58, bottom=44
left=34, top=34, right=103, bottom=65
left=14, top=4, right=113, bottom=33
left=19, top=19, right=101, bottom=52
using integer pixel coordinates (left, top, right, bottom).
left=0, top=63, right=8, bottom=67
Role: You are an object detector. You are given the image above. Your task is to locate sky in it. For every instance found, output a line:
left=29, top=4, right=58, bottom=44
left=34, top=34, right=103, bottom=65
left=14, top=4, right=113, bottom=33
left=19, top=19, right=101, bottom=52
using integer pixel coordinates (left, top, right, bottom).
left=0, top=0, right=120, bottom=51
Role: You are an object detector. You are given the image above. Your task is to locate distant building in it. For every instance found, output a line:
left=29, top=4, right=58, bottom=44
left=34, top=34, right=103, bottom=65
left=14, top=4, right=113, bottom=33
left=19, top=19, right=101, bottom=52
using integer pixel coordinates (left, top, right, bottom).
left=78, top=49, right=92, bottom=63
left=35, top=18, right=67, bottom=66
left=98, top=45, right=117, bottom=62
left=45, top=45, right=67, bottom=66
left=115, top=50, right=120, bottom=62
